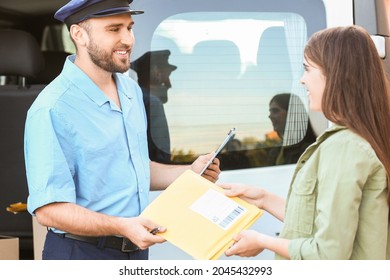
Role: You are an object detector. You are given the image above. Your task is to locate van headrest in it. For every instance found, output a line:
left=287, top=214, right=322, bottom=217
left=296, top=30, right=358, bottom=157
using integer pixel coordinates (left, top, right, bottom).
left=0, top=29, right=44, bottom=78
left=28, top=51, right=71, bottom=84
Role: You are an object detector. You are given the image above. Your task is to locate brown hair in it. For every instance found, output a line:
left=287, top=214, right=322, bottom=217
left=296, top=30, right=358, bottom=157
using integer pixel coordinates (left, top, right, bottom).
left=304, top=25, right=390, bottom=203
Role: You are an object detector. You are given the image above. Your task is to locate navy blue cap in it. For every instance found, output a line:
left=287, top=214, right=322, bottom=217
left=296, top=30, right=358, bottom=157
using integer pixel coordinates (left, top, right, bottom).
left=54, top=0, right=144, bottom=28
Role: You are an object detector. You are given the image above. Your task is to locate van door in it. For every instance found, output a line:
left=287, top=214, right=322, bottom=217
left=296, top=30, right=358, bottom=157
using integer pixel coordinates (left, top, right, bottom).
left=353, top=0, right=390, bottom=78
left=130, top=0, right=386, bottom=259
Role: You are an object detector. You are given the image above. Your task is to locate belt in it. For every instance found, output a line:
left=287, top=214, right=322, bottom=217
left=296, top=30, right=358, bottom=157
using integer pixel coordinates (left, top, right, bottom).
left=53, top=231, right=139, bottom=253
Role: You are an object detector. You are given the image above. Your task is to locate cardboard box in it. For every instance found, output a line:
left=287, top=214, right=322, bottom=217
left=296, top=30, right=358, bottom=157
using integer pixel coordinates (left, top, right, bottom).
left=0, top=235, right=19, bottom=260
left=32, top=217, right=46, bottom=260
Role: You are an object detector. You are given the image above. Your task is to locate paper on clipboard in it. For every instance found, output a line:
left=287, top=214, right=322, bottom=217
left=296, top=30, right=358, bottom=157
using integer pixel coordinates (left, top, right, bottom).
left=141, top=170, right=263, bottom=260
left=199, top=128, right=236, bottom=175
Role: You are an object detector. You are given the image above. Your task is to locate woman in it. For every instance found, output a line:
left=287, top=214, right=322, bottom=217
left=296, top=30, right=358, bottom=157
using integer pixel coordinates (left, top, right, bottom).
left=221, top=26, right=390, bottom=259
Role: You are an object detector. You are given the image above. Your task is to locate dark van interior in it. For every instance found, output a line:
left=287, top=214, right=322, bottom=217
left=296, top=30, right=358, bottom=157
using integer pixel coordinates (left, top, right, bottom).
left=0, top=0, right=69, bottom=259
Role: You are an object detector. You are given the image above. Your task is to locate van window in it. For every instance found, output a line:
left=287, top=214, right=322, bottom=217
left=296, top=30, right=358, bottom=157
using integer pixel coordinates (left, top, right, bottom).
left=138, top=11, right=323, bottom=169
left=41, top=24, right=76, bottom=54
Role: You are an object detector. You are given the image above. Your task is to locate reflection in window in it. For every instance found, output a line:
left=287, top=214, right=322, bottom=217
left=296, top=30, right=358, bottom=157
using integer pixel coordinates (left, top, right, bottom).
left=264, top=93, right=316, bottom=166
left=140, top=12, right=315, bottom=168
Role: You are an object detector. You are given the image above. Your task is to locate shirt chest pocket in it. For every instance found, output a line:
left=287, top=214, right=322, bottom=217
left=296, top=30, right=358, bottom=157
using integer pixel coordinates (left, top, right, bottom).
left=285, top=176, right=317, bottom=235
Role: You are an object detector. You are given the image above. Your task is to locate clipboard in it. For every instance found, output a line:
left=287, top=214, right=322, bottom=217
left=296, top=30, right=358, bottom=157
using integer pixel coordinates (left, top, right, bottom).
left=200, top=128, right=236, bottom=175
left=141, top=170, right=263, bottom=260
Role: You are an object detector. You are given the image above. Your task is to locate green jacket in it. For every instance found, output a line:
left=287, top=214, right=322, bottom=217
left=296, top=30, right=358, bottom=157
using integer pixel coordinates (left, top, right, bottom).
left=277, top=125, right=389, bottom=259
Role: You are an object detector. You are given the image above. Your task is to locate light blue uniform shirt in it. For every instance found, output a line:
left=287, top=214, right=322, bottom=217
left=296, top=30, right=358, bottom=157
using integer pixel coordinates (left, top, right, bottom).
left=24, top=55, right=150, bottom=224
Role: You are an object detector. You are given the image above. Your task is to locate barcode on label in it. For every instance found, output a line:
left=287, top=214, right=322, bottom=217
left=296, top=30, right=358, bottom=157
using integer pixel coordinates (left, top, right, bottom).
left=219, top=205, right=245, bottom=229
left=190, top=189, right=247, bottom=230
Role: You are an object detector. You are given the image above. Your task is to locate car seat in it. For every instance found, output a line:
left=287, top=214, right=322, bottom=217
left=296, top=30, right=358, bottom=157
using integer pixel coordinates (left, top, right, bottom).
left=0, top=29, right=45, bottom=259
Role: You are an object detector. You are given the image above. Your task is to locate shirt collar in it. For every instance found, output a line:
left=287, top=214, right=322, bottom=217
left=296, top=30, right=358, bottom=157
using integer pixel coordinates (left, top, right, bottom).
left=62, top=55, right=132, bottom=107
left=115, top=73, right=134, bottom=101
left=316, top=123, right=347, bottom=143
left=324, top=123, right=347, bottom=133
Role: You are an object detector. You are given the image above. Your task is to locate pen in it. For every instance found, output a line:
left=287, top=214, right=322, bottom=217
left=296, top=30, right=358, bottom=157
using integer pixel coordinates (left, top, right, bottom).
left=150, top=227, right=161, bottom=235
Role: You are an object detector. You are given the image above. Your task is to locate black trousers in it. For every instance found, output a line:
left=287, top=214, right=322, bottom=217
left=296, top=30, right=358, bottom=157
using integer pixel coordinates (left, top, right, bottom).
left=42, top=230, right=148, bottom=260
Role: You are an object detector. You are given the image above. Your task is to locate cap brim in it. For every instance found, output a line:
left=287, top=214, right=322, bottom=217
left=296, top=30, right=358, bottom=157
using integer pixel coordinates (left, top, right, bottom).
left=91, top=8, right=144, bottom=18
left=129, top=10, right=144, bottom=15
left=167, top=64, right=177, bottom=71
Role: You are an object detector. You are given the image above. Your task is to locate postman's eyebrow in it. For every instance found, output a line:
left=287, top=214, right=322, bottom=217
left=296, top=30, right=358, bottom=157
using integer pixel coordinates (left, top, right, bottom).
left=105, top=21, right=134, bottom=29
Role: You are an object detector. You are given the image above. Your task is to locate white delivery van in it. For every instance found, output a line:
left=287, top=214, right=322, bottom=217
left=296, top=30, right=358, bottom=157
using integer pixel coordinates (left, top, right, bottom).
left=128, top=0, right=390, bottom=259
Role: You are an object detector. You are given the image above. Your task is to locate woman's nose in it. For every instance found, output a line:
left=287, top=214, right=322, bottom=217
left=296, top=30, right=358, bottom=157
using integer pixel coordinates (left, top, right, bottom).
left=300, top=75, right=305, bottom=85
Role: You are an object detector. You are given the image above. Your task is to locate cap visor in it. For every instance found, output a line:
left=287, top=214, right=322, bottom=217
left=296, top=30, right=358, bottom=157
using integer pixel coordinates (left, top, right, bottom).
left=130, top=10, right=144, bottom=15
left=91, top=8, right=144, bottom=18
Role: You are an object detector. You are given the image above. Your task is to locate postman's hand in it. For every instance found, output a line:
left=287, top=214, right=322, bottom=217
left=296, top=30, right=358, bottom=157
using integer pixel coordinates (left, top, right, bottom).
left=192, top=153, right=221, bottom=182
left=119, top=216, right=166, bottom=250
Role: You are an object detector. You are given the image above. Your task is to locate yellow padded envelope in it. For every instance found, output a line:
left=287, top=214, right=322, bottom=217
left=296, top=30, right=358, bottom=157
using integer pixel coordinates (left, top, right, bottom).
left=141, top=170, right=263, bottom=260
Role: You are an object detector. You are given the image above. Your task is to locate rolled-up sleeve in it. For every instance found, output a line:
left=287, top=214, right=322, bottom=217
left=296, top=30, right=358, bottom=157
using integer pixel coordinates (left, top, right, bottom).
left=25, top=106, right=76, bottom=214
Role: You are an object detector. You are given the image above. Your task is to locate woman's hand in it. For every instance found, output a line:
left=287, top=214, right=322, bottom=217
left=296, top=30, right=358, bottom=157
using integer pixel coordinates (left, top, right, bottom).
left=219, top=183, right=266, bottom=209
left=225, top=230, right=266, bottom=257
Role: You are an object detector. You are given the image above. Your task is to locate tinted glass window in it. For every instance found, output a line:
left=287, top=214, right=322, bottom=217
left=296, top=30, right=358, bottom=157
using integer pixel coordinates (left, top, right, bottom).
left=134, top=8, right=325, bottom=169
